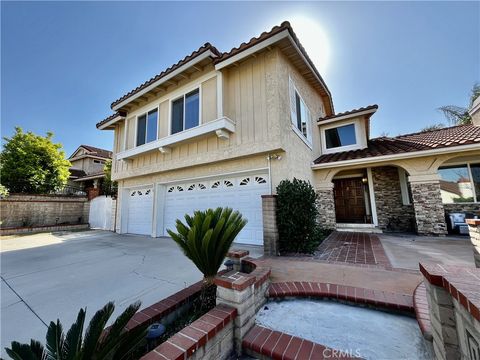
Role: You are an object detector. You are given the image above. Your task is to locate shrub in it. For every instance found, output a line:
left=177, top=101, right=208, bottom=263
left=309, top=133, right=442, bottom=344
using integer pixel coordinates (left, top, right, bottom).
left=276, top=178, right=324, bottom=254
left=168, top=207, right=247, bottom=312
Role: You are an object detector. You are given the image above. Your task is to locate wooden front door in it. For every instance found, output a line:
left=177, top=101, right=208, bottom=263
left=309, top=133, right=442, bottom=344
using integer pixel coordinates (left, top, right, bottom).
left=333, top=178, right=367, bottom=223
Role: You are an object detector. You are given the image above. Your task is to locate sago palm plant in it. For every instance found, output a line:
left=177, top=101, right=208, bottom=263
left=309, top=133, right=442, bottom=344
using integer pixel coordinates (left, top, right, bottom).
left=167, top=207, right=247, bottom=311
left=5, top=301, right=147, bottom=360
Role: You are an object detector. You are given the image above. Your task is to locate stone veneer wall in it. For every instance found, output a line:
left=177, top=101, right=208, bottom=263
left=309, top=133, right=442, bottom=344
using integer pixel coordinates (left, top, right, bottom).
left=316, top=189, right=336, bottom=230
left=0, top=194, right=89, bottom=228
left=372, top=167, right=415, bottom=232
left=410, top=182, right=448, bottom=235
left=444, top=203, right=480, bottom=215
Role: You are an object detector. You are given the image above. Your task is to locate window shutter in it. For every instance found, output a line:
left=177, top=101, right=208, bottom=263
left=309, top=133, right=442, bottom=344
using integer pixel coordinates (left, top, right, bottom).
left=289, top=77, right=297, bottom=126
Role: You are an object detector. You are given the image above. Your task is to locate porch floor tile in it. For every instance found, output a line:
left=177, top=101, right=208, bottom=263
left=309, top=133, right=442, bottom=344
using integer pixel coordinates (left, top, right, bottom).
left=314, top=232, right=391, bottom=268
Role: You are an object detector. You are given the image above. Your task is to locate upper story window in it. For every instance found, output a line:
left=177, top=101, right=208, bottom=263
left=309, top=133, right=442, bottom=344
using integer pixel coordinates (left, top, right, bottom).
left=171, top=89, right=200, bottom=134
left=93, top=160, right=105, bottom=164
left=289, top=77, right=312, bottom=145
left=325, top=124, right=356, bottom=149
left=439, top=162, right=480, bottom=203
left=136, top=108, right=158, bottom=146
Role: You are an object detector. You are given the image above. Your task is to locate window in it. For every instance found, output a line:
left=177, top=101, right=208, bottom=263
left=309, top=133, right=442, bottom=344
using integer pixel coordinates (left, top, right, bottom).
left=325, top=124, right=356, bottom=149
left=93, top=160, right=105, bottom=164
left=289, top=78, right=312, bottom=144
left=439, top=163, right=480, bottom=203
left=171, top=89, right=200, bottom=134
left=136, top=108, right=158, bottom=146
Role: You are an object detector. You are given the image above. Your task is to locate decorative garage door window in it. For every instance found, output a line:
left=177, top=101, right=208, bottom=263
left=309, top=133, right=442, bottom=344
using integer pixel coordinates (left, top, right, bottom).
left=130, top=189, right=152, bottom=196
left=166, top=175, right=268, bottom=193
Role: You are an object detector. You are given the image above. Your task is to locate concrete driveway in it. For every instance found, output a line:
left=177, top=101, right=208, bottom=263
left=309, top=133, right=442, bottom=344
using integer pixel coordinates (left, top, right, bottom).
left=0, top=230, right=261, bottom=356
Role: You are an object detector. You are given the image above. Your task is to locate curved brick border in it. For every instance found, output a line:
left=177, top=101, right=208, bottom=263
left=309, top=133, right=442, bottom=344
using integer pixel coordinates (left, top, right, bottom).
left=267, top=282, right=414, bottom=312
left=413, top=282, right=432, bottom=340
left=243, top=325, right=361, bottom=360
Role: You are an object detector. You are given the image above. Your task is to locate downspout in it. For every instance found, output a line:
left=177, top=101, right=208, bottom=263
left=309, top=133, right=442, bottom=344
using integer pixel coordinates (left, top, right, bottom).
left=267, top=154, right=273, bottom=195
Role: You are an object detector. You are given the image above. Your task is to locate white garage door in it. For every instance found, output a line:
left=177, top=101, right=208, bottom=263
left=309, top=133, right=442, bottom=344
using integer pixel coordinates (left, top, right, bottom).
left=126, top=187, right=153, bottom=235
left=163, top=174, right=269, bottom=245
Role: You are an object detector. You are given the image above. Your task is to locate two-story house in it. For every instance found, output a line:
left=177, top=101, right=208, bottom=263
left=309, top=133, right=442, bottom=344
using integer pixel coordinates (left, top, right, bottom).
left=68, top=145, right=112, bottom=199
left=97, top=21, right=480, bottom=244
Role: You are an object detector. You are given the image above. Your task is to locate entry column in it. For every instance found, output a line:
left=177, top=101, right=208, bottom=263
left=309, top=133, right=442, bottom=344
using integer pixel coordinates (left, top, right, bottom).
left=408, top=174, right=447, bottom=235
left=315, top=182, right=336, bottom=230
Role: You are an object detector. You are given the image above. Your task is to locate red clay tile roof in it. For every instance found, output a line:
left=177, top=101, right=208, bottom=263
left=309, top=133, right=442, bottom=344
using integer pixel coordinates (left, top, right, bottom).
left=79, top=145, right=112, bottom=159
left=313, top=124, right=480, bottom=164
left=214, top=21, right=333, bottom=113
left=318, top=104, right=378, bottom=122
left=110, top=43, right=220, bottom=109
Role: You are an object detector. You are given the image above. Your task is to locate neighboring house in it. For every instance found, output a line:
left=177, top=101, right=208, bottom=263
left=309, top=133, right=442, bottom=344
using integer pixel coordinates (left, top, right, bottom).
left=97, top=21, right=480, bottom=243
left=68, top=145, right=112, bottom=199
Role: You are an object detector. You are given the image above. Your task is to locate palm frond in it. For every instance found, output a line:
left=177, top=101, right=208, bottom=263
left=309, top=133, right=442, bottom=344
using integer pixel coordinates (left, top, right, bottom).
left=62, top=308, right=85, bottom=360
left=81, top=302, right=114, bottom=359
left=5, top=341, right=43, bottom=360
left=438, top=105, right=470, bottom=125
left=45, top=320, right=64, bottom=360
left=95, top=301, right=142, bottom=359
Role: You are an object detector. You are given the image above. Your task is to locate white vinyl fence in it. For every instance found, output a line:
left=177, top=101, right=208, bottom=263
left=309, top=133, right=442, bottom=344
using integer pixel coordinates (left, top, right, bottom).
left=89, top=196, right=115, bottom=230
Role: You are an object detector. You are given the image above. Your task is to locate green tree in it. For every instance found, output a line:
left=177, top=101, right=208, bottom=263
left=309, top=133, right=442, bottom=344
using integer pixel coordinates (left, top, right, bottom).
left=438, top=83, right=480, bottom=125
left=5, top=301, right=147, bottom=360
left=102, top=160, right=118, bottom=196
left=0, top=127, right=71, bottom=194
left=168, top=208, right=247, bottom=312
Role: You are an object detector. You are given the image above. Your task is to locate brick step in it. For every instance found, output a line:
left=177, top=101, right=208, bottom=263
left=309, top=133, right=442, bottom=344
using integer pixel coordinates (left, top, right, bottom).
left=267, top=282, right=414, bottom=313
left=413, top=281, right=432, bottom=340
left=242, top=325, right=361, bottom=360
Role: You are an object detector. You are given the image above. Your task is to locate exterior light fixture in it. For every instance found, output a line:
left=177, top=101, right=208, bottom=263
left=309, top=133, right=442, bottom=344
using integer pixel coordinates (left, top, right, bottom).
left=224, top=259, right=234, bottom=271
left=362, top=177, right=368, bottom=184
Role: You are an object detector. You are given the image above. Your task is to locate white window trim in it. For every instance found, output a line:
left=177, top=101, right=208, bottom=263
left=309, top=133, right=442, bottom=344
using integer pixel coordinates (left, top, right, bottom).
left=135, top=106, right=159, bottom=147
left=289, top=77, right=313, bottom=148
left=439, top=161, right=480, bottom=204
left=169, top=86, right=202, bottom=135
left=320, top=120, right=362, bottom=154
left=398, top=168, right=411, bottom=205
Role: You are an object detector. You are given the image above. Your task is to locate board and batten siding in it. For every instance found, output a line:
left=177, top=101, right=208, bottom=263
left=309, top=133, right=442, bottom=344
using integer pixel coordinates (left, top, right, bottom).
left=112, top=49, right=282, bottom=181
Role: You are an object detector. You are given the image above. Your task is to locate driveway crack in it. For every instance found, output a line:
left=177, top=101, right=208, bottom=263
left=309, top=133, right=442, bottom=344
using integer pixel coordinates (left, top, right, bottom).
left=1, top=275, right=47, bottom=327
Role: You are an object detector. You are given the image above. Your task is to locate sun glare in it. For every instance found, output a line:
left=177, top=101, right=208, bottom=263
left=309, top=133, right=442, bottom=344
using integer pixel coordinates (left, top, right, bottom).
left=289, top=16, right=330, bottom=75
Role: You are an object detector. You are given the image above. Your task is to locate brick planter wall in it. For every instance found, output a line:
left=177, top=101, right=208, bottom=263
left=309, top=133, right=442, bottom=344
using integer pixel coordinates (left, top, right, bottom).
left=372, top=167, right=415, bottom=232
left=467, top=219, right=480, bottom=268
left=142, top=305, right=237, bottom=360
left=420, top=263, right=480, bottom=360
left=410, top=181, right=447, bottom=235
left=316, top=188, right=336, bottom=230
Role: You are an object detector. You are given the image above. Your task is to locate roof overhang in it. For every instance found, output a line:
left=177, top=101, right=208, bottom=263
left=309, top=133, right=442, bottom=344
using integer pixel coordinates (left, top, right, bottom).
left=73, top=173, right=105, bottom=181
left=317, top=107, right=378, bottom=126
left=311, top=143, right=480, bottom=170
left=111, top=49, right=218, bottom=111
left=97, top=113, right=126, bottom=130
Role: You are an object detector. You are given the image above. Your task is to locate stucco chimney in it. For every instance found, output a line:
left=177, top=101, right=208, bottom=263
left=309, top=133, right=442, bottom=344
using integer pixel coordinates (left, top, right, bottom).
left=469, top=96, right=480, bottom=126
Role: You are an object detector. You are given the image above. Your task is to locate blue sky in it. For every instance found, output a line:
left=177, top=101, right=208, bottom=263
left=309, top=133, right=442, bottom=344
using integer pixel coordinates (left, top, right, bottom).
left=2, top=1, right=479, bottom=156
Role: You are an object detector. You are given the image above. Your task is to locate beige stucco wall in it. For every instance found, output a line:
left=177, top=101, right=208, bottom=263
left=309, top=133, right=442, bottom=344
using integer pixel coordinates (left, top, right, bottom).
left=274, top=50, right=328, bottom=186
left=112, top=48, right=287, bottom=183
left=70, top=157, right=105, bottom=174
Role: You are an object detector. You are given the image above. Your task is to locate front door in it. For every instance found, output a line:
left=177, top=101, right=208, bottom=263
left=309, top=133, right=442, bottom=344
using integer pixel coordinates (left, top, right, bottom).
left=333, top=178, right=367, bottom=223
